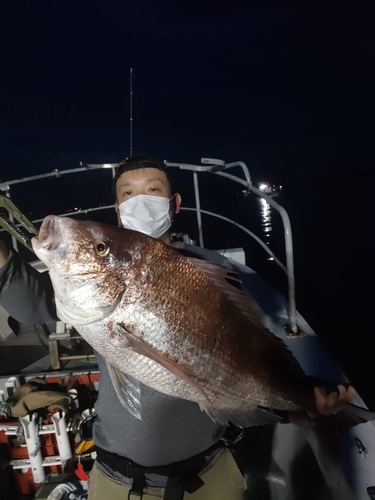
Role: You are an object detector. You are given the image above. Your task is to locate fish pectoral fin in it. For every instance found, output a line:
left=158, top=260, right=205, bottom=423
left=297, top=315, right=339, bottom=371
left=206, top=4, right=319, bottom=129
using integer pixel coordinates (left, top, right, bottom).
left=199, top=404, right=284, bottom=427
left=117, top=323, right=212, bottom=405
left=106, top=361, right=142, bottom=420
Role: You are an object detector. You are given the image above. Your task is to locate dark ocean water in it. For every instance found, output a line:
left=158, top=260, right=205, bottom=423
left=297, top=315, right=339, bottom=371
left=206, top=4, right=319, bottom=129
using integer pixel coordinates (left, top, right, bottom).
left=281, top=175, right=375, bottom=408
left=3, top=169, right=374, bottom=407
left=173, top=170, right=375, bottom=408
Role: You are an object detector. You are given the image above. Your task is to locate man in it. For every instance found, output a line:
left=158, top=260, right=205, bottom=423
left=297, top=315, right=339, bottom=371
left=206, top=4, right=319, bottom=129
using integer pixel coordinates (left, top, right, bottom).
left=0, top=155, right=355, bottom=499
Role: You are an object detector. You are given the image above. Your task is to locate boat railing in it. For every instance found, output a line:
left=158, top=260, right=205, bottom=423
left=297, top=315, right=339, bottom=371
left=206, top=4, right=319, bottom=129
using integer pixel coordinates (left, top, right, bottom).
left=0, top=158, right=298, bottom=333
left=166, top=158, right=297, bottom=334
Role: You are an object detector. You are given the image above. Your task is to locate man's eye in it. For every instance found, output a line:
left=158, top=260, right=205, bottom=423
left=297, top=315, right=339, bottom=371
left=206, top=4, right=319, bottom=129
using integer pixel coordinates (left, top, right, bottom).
left=149, top=187, right=159, bottom=192
left=123, top=190, right=132, bottom=196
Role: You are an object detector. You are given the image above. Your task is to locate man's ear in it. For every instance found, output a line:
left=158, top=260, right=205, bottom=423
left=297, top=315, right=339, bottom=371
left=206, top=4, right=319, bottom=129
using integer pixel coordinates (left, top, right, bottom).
left=174, top=193, right=182, bottom=214
left=114, top=202, right=122, bottom=227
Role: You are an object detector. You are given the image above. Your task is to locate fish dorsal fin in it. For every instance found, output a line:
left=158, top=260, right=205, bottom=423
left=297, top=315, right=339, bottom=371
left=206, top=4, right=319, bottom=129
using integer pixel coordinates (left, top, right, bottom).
left=186, top=257, right=241, bottom=282
left=187, top=257, right=306, bottom=380
left=117, top=323, right=212, bottom=405
left=187, top=257, right=267, bottom=326
left=106, top=362, right=142, bottom=420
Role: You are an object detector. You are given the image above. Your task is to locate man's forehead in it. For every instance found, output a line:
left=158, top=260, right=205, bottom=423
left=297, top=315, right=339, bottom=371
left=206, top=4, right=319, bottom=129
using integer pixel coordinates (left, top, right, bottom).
left=117, top=167, right=169, bottom=186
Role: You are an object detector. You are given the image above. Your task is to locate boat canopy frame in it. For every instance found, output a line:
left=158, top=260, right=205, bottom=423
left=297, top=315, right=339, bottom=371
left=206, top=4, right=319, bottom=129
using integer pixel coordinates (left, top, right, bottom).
left=0, top=158, right=298, bottom=333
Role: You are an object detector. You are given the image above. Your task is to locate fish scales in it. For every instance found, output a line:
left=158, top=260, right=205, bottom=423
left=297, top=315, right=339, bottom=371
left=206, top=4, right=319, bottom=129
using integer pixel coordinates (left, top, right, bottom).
left=122, top=246, right=307, bottom=410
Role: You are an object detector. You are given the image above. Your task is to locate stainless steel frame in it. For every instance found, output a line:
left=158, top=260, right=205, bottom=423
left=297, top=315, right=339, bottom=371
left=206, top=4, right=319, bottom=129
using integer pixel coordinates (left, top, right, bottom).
left=0, top=157, right=298, bottom=333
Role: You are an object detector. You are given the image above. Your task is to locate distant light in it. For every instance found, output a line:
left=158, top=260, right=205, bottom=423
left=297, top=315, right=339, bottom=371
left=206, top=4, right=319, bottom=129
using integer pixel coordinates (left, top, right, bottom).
left=267, top=257, right=274, bottom=261
left=103, top=164, right=113, bottom=169
left=259, top=184, right=267, bottom=192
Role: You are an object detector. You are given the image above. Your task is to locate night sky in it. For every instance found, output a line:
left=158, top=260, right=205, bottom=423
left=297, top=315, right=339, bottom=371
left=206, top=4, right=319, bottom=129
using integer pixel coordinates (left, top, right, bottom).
left=0, top=1, right=375, bottom=401
left=1, top=1, right=374, bottom=183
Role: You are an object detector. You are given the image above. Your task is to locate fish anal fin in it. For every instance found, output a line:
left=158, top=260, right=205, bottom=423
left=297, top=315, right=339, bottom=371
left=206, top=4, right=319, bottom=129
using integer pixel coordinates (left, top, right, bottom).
left=117, top=323, right=212, bottom=405
left=199, top=403, right=283, bottom=427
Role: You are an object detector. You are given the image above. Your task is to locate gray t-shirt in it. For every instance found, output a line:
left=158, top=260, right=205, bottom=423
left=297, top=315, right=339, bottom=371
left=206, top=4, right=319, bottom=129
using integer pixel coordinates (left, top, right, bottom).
left=0, top=244, right=230, bottom=476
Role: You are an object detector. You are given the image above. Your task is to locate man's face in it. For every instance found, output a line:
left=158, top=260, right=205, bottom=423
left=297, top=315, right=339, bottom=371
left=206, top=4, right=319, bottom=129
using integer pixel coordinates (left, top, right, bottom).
left=115, top=167, right=181, bottom=219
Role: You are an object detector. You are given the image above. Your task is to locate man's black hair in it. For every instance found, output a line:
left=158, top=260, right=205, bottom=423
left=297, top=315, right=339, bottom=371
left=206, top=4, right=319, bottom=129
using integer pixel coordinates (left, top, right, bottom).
left=113, top=155, right=176, bottom=200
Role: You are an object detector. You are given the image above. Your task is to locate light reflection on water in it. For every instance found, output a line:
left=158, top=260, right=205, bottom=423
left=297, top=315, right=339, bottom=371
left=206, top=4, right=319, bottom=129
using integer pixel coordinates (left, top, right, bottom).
left=258, top=198, right=272, bottom=245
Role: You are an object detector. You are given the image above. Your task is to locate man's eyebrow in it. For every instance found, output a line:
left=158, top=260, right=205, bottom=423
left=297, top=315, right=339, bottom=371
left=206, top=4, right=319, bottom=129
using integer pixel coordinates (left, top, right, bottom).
left=118, top=177, right=166, bottom=189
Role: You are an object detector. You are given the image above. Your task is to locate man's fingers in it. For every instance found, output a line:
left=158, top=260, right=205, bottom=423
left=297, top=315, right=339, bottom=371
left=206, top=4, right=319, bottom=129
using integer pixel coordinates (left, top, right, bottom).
left=298, top=384, right=357, bottom=425
left=314, top=384, right=357, bottom=415
left=314, top=386, right=328, bottom=412
left=326, top=390, right=341, bottom=414
left=344, top=385, right=357, bottom=401
left=337, top=384, right=348, bottom=402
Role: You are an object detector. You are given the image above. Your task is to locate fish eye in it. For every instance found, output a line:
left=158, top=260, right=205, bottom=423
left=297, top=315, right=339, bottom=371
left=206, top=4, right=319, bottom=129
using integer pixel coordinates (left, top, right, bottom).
left=94, top=240, right=109, bottom=257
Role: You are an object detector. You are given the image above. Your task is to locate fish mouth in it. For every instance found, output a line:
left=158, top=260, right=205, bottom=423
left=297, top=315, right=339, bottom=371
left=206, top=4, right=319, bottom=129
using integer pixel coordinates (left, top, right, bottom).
left=32, top=215, right=63, bottom=253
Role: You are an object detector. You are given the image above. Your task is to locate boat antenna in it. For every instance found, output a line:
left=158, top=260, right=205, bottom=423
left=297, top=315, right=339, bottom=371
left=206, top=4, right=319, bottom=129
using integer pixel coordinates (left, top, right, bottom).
left=130, top=68, right=133, bottom=157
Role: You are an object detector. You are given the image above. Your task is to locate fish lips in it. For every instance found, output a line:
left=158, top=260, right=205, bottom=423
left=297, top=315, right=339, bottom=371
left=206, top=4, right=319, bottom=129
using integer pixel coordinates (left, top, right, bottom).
left=32, top=215, right=65, bottom=257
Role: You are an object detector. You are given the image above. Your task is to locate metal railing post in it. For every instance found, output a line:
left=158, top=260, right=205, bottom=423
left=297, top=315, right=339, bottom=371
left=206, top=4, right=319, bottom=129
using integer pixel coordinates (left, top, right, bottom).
left=193, top=172, right=204, bottom=248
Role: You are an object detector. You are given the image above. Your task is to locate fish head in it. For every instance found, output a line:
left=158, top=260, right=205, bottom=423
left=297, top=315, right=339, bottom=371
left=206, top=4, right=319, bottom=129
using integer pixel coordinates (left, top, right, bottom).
left=32, top=215, right=144, bottom=326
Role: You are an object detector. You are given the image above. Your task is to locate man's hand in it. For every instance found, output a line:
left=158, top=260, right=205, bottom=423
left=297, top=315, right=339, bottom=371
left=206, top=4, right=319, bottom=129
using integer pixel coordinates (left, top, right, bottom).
left=289, top=384, right=357, bottom=427
left=0, top=239, right=9, bottom=268
left=314, top=384, right=357, bottom=415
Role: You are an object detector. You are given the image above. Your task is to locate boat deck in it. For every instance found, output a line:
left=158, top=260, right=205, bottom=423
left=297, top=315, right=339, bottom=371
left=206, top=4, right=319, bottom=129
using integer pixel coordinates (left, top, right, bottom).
left=0, top=322, right=98, bottom=376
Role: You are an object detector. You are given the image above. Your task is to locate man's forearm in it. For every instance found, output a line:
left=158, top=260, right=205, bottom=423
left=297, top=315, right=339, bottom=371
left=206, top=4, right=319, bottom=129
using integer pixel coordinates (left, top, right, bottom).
left=0, top=240, right=9, bottom=268
left=0, top=247, right=58, bottom=324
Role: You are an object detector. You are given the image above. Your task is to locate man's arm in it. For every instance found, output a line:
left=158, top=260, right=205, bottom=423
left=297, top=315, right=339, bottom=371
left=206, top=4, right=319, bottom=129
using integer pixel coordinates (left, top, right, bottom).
left=0, top=240, right=57, bottom=324
left=0, top=239, right=9, bottom=268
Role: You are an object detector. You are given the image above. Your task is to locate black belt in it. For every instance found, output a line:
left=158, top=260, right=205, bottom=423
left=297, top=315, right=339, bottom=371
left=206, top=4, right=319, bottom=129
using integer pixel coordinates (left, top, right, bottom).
left=96, top=425, right=245, bottom=500
left=97, top=444, right=219, bottom=477
left=97, top=441, right=222, bottom=500
left=95, top=423, right=245, bottom=500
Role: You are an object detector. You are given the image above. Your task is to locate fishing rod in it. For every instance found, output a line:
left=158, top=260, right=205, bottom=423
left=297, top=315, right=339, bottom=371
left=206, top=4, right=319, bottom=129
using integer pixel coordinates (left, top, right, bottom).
left=130, top=67, right=133, bottom=158
left=0, top=189, right=38, bottom=252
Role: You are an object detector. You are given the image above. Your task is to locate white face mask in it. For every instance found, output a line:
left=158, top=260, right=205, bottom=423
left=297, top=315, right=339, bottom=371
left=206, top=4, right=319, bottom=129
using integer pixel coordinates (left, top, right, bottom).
left=118, top=194, right=174, bottom=238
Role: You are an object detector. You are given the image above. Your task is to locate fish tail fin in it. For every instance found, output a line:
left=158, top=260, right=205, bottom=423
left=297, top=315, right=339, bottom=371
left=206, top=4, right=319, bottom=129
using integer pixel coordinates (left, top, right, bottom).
left=312, top=402, right=375, bottom=435
left=341, top=402, right=375, bottom=423
left=310, top=402, right=375, bottom=457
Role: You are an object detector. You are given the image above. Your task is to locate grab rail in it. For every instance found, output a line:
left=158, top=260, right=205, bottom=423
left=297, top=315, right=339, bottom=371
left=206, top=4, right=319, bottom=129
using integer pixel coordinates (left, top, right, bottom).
left=0, top=158, right=298, bottom=333
left=166, top=158, right=297, bottom=333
